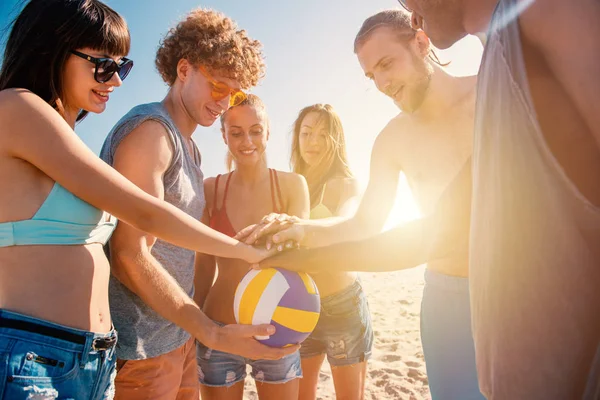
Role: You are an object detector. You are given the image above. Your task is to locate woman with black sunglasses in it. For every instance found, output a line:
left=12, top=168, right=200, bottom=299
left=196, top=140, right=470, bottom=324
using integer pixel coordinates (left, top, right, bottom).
left=0, top=1, right=291, bottom=399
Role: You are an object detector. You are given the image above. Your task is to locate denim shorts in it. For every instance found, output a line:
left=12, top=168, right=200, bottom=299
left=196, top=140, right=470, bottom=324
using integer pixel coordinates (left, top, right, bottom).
left=300, top=279, right=373, bottom=367
left=196, top=324, right=302, bottom=387
left=0, top=309, right=117, bottom=400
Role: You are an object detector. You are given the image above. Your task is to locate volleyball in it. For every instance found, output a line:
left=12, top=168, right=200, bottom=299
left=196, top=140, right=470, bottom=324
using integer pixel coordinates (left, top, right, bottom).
left=233, top=268, right=321, bottom=348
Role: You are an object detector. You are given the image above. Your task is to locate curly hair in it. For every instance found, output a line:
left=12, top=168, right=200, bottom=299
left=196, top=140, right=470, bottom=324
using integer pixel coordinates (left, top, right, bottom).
left=155, top=8, right=264, bottom=89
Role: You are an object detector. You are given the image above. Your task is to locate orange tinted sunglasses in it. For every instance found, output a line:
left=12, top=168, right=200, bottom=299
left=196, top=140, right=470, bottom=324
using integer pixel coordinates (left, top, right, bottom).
left=198, top=66, right=247, bottom=107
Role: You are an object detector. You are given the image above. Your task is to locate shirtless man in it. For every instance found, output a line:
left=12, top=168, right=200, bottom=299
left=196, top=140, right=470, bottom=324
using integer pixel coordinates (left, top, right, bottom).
left=397, top=0, right=600, bottom=398
left=239, top=10, right=483, bottom=399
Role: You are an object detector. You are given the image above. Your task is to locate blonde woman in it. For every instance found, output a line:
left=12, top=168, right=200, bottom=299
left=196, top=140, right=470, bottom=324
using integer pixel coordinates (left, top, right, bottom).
left=195, top=95, right=310, bottom=400
left=290, top=104, right=373, bottom=400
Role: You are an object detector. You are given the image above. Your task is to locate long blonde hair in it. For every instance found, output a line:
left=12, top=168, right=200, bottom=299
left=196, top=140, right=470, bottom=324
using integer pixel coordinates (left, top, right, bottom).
left=291, top=104, right=353, bottom=207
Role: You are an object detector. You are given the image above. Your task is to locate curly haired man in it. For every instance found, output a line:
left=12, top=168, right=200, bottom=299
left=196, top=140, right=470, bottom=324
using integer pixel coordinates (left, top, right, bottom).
left=98, top=8, right=293, bottom=399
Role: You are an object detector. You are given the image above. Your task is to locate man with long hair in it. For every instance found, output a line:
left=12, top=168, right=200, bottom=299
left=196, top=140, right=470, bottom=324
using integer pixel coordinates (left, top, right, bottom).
left=239, top=10, right=484, bottom=399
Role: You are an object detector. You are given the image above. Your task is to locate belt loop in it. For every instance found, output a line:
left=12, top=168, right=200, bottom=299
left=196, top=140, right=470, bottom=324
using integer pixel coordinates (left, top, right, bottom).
left=80, top=332, right=94, bottom=367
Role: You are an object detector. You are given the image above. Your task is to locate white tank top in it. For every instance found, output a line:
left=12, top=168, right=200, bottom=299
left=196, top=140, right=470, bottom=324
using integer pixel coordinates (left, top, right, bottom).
left=469, top=0, right=600, bottom=398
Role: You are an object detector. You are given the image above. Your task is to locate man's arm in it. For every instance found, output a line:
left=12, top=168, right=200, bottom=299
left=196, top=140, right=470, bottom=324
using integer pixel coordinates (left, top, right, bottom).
left=260, top=216, right=434, bottom=273
left=259, top=158, right=473, bottom=274
left=109, top=121, right=297, bottom=360
left=239, top=123, right=402, bottom=248
left=292, top=126, right=401, bottom=247
left=109, top=120, right=217, bottom=342
left=519, top=0, right=600, bottom=149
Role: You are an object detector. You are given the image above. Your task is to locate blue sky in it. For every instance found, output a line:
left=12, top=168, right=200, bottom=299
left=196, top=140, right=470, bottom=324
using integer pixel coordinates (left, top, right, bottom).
left=1, top=0, right=482, bottom=224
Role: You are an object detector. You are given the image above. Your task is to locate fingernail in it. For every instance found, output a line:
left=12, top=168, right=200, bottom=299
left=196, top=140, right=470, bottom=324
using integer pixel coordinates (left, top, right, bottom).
left=277, top=245, right=283, bottom=252
left=286, top=243, right=292, bottom=249
left=266, top=243, right=271, bottom=250
left=267, top=326, right=275, bottom=335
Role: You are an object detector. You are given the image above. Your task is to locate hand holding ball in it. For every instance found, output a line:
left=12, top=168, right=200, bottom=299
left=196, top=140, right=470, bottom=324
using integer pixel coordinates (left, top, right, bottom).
left=233, top=268, right=321, bottom=348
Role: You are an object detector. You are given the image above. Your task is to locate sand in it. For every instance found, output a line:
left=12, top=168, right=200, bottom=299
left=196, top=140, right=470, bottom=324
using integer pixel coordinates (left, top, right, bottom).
left=242, top=266, right=431, bottom=400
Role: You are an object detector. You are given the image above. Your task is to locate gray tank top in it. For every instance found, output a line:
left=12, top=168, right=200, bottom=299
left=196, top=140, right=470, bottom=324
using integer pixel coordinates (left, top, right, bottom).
left=470, top=1, right=600, bottom=398
left=100, top=102, right=205, bottom=359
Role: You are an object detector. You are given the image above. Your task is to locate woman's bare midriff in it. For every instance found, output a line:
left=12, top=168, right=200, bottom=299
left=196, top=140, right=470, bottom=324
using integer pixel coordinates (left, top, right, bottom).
left=311, top=271, right=357, bottom=298
left=202, top=257, right=254, bottom=325
left=0, top=244, right=112, bottom=333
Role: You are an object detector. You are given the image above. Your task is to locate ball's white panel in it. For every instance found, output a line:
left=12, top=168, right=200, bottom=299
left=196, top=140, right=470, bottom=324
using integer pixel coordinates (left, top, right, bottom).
left=233, top=269, right=261, bottom=323
left=251, top=270, right=289, bottom=325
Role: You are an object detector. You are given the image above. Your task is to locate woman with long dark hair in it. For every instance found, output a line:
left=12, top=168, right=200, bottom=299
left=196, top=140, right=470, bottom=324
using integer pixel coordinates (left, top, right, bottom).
left=290, top=104, right=373, bottom=400
left=0, top=1, right=291, bottom=398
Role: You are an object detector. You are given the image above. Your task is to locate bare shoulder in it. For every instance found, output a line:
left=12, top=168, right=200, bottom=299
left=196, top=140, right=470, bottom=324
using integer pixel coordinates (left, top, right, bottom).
left=0, top=88, right=41, bottom=112
left=203, top=176, right=218, bottom=212
left=380, top=112, right=410, bottom=141
left=0, top=89, right=71, bottom=151
left=0, top=88, right=58, bottom=130
left=378, top=111, right=420, bottom=149
left=120, top=119, right=173, bottom=150
left=274, top=170, right=308, bottom=192
left=457, top=75, right=478, bottom=118
left=371, top=113, right=410, bottom=169
left=113, top=119, right=175, bottom=173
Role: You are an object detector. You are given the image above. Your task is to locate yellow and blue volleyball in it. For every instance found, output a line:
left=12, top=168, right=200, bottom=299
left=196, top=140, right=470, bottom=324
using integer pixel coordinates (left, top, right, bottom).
left=233, top=268, right=321, bottom=347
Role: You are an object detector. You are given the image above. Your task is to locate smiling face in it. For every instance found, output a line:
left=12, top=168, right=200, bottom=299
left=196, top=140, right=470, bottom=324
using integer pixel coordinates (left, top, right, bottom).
left=61, top=47, right=125, bottom=116
left=357, top=27, right=433, bottom=113
left=221, top=104, right=269, bottom=168
left=178, top=61, right=243, bottom=127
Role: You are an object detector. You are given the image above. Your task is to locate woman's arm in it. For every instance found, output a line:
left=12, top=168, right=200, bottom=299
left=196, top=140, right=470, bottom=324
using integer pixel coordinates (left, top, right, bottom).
left=1, top=89, right=269, bottom=263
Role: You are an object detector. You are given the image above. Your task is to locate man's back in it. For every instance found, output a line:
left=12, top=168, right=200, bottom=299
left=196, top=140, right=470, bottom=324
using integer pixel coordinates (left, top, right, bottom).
left=470, top=0, right=600, bottom=397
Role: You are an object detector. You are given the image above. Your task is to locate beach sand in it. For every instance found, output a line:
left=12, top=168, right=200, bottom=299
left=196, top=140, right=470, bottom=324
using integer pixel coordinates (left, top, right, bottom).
left=243, top=266, right=431, bottom=399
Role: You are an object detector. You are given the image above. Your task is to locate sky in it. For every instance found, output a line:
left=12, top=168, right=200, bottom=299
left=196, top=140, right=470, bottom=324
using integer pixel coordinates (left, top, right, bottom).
left=0, top=0, right=483, bottom=226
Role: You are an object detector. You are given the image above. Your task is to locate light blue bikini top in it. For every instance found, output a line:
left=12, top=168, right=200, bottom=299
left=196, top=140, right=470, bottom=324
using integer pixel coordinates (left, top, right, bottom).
left=0, top=182, right=117, bottom=247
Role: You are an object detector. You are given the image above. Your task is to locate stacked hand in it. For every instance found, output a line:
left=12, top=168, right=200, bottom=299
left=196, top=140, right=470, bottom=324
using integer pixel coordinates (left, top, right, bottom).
left=236, top=213, right=314, bottom=272
left=236, top=213, right=304, bottom=250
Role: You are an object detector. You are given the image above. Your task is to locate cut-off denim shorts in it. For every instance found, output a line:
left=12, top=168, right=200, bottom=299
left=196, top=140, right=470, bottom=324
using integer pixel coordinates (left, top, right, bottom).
left=300, top=279, right=373, bottom=367
left=0, top=309, right=117, bottom=400
left=196, top=322, right=302, bottom=387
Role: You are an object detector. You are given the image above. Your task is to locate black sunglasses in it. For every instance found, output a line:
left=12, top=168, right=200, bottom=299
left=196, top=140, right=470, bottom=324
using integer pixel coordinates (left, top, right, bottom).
left=397, top=0, right=412, bottom=12
left=70, top=50, right=134, bottom=83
